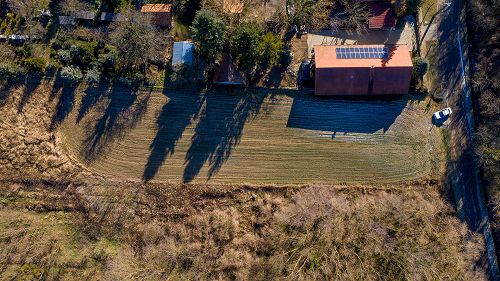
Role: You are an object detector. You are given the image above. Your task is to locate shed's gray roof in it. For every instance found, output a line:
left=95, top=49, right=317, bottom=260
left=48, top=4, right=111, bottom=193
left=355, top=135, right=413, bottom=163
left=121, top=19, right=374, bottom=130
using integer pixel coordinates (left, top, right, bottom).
left=100, top=12, right=125, bottom=22
left=59, top=16, right=76, bottom=25
left=172, top=41, right=194, bottom=66
left=73, top=10, right=95, bottom=20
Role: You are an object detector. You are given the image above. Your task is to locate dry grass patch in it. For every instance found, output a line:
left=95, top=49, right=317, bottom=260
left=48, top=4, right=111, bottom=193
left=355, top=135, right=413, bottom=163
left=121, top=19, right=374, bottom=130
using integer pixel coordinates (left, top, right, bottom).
left=1, top=181, right=483, bottom=280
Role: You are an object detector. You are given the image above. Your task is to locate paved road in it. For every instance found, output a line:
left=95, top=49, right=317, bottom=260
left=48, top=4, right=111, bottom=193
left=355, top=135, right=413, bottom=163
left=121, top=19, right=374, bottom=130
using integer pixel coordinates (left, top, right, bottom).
left=432, top=0, right=500, bottom=279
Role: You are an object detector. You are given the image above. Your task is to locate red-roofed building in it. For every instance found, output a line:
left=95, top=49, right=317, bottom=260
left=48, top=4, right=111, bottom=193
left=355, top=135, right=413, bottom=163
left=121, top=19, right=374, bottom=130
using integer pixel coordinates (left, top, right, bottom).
left=213, top=51, right=245, bottom=85
left=368, top=2, right=397, bottom=30
left=313, top=44, right=413, bottom=96
left=141, top=4, right=173, bottom=27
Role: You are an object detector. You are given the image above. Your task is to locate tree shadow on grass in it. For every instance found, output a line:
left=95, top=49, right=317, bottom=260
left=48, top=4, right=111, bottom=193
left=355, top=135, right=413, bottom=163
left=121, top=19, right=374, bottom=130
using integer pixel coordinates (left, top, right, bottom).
left=263, top=65, right=286, bottom=88
left=182, top=90, right=267, bottom=183
left=17, top=75, right=43, bottom=112
left=81, top=84, right=150, bottom=162
left=142, top=90, right=205, bottom=182
left=49, top=80, right=77, bottom=131
left=76, top=83, right=111, bottom=124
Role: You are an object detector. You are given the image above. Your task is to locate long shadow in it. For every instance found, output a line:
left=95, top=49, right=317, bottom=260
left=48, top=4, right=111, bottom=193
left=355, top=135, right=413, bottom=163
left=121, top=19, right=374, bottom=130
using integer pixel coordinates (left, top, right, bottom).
left=142, top=90, right=204, bottom=182
left=49, top=80, right=77, bottom=131
left=76, top=83, right=111, bottom=124
left=0, top=82, right=19, bottom=108
left=263, top=65, right=285, bottom=88
left=286, top=95, right=406, bottom=134
left=17, top=75, right=42, bottom=112
left=82, top=84, right=148, bottom=162
left=182, top=90, right=267, bottom=183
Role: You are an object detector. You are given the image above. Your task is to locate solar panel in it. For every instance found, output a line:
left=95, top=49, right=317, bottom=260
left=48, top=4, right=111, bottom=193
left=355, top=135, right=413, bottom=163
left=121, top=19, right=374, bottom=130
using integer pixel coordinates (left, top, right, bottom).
left=336, top=47, right=389, bottom=59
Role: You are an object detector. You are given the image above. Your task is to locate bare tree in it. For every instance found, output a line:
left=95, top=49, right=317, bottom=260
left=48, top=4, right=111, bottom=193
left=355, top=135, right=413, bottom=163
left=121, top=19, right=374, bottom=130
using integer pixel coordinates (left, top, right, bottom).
left=330, top=0, right=370, bottom=34
left=109, top=9, right=164, bottom=70
left=288, top=0, right=332, bottom=30
left=7, top=0, right=49, bottom=35
left=59, top=0, right=92, bottom=15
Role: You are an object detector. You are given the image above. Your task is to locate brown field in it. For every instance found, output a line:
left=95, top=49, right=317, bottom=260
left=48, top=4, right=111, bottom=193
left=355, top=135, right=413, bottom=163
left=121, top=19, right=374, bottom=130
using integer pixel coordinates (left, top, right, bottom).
left=58, top=86, right=439, bottom=184
left=0, top=83, right=486, bottom=280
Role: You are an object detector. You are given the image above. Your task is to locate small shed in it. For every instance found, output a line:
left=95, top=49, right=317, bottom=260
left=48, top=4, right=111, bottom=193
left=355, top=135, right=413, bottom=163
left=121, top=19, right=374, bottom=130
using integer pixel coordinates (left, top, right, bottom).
left=73, top=10, right=96, bottom=20
left=59, top=16, right=76, bottom=25
left=100, top=12, right=125, bottom=22
left=141, top=4, right=173, bottom=27
left=172, top=41, right=194, bottom=67
left=314, top=44, right=413, bottom=96
left=213, top=51, right=245, bottom=85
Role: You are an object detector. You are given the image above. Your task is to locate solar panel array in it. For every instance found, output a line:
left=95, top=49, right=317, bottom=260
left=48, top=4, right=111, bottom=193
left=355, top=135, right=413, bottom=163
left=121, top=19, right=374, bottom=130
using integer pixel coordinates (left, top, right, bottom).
left=336, top=47, right=389, bottom=59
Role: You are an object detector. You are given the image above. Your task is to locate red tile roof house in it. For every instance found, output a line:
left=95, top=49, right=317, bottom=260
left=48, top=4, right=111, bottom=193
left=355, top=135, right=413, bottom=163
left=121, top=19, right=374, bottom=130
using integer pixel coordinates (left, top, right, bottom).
left=367, top=1, right=397, bottom=30
left=313, top=44, right=413, bottom=96
left=140, top=4, right=173, bottom=27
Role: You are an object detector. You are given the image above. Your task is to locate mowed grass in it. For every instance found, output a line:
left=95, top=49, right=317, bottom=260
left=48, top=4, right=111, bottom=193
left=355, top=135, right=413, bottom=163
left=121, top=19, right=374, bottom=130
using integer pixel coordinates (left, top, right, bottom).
left=58, top=88, right=437, bottom=184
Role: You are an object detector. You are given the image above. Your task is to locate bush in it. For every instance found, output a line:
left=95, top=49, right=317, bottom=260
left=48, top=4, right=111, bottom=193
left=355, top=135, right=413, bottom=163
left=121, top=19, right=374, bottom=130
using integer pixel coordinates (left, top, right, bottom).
left=231, top=22, right=264, bottom=71
left=57, top=50, right=72, bottom=65
left=0, top=63, right=27, bottom=82
left=259, top=33, right=284, bottom=67
left=116, top=76, right=132, bottom=87
left=191, top=9, right=227, bottom=65
left=98, top=52, right=117, bottom=71
left=392, top=0, right=422, bottom=16
left=85, top=68, right=101, bottom=85
left=21, top=57, right=47, bottom=74
left=412, top=57, right=429, bottom=80
left=68, top=41, right=98, bottom=69
left=60, top=66, right=83, bottom=85
left=16, top=44, right=33, bottom=58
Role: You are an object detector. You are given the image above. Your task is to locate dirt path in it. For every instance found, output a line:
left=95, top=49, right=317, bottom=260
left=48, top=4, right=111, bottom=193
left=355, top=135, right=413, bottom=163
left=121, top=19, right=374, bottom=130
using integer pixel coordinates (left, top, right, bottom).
left=57, top=88, right=438, bottom=185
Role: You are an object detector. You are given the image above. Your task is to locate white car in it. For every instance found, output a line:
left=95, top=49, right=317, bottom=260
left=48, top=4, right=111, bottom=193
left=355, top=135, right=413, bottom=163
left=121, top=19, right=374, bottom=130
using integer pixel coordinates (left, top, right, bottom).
left=433, top=107, right=452, bottom=124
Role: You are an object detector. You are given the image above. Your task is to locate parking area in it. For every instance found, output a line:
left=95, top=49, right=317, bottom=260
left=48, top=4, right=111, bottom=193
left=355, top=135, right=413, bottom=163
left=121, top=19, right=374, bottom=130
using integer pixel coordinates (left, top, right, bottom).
left=306, top=20, right=416, bottom=57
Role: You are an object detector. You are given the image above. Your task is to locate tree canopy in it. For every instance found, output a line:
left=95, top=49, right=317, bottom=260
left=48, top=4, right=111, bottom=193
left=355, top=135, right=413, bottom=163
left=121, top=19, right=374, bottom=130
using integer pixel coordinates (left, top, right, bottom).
left=412, top=57, right=429, bottom=80
left=230, top=22, right=264, bottom=71
left=191, top=9, right=227, bottom=65
left=109, top=9, right=163, bottom=69
left=259, top=33, right=284, bottom=67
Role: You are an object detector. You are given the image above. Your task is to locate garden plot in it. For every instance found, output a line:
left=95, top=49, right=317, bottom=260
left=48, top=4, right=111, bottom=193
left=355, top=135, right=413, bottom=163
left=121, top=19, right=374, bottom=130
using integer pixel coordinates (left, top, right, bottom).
left=59, top=88, right=438, bottom=184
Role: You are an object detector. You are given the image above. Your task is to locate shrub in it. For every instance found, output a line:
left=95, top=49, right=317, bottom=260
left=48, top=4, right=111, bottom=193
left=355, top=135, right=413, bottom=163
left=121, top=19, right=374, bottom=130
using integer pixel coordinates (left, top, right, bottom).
left=16, top=44, right=33, bottom=58
left=0, top=63, right=27, bottom=82
left=69, top=41, right=98, bottom=69
left=21, top=57, right=47, bottom=74
left=259, top=33, right=284, bottom=67
left=116, top=76, right=132, bottom=87
left=57, top=50, right=72, bottom=65
left=392, top=0, right=422, bottom=16
left=412, top=57, right=429, bottom=80
left=231, top=22, right=264, bottom=71
left=60, top=66, right=83, bottom=85
left=191, top=9, right=227, bottom=65
left=98, top=52, right=118, bottom=71
left=85, top=68, right=101, bottom=85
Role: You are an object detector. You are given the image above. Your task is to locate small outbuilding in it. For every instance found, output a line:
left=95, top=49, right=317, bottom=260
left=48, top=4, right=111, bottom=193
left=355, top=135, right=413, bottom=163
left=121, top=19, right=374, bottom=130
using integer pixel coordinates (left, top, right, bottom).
left=141, top=4, right=173, bottom=27
left=73, top=10, right=96, bottom=21
left=213, top=51, right=245, bottom=85
left=313, top=44, right=413, bottom=96
left=59, top=16, right=76, bottom=25
left=172, top=41, right=194, bottom=67
left=99, top=12, right=125, bottom=22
